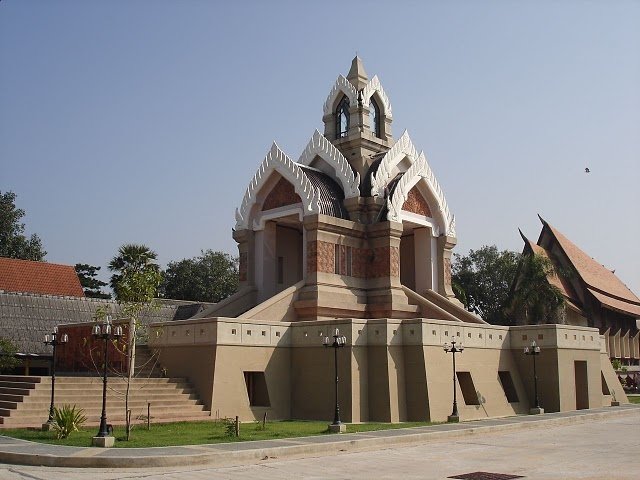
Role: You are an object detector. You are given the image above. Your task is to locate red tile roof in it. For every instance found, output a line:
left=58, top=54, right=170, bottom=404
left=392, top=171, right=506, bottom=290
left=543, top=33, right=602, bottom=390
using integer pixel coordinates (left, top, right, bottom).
left=542, top=220, right=640, bottom=304
left=588, top=288, right=640, bottom=317
left=0, top=257, right=84, bottom=297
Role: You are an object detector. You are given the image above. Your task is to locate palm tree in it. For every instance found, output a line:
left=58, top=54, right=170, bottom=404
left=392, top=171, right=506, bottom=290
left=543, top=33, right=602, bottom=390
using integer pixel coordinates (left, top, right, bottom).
left=107, top=243, right=162, bottom=441
left=109, top=244, right=160, bottom=302
left=507, top=253, right=565, bottom=325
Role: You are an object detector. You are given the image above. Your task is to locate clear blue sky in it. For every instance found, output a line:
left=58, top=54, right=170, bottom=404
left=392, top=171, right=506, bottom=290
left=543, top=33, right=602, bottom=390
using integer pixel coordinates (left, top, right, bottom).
left=1, top=0, right=639, bottom=294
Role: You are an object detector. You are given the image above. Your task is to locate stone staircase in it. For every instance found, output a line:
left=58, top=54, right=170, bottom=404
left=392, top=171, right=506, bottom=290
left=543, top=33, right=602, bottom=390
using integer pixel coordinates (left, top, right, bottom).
left=0, top=346, right=210, bottom=428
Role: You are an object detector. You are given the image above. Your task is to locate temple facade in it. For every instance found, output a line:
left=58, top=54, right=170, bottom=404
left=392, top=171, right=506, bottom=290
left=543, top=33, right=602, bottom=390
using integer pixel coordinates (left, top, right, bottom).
left=518, top=217, right=640, bottom=365
left=146, top=58, right=627, bottom=423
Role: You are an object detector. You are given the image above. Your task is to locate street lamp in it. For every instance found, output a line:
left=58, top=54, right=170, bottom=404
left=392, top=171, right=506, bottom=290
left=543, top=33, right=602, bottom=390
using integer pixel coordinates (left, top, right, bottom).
left=43, top=326, right=68, bottom=427
left=91, top=316, right=123, bottom=442
left=443, top=338, right=464, bottom=423
left=524, top=340, right=543, bottom=414
left=323, top=328, right=347, bottom=432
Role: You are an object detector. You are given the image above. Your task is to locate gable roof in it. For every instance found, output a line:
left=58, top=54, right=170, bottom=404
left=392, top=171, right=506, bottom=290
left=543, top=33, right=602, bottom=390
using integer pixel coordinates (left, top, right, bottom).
left=539, top=219, right=639, bottom=304
left=536, top=218, right=640, bottom=318
left=0, top=257, right=84, bottom=297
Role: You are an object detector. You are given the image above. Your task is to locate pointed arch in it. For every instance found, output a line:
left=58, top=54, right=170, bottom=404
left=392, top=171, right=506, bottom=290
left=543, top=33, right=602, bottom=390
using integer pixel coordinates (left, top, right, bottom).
left=322, top=75, right=358, bottom=116
left=370, top=131, right=419, bottom=197
left=386, top=153, right=456, bottom=238
left=235, top=143, right=320, bottom=230
left=361, top=75, right=393, bottom=119
left=298, top=130, right=360, bottom=198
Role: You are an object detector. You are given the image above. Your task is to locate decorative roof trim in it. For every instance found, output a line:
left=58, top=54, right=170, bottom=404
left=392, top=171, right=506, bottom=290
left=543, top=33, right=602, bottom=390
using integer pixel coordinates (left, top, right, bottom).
left=298, top=130, right=360, bottom=198
left=235, top=143, right=320, bottom=230
left=361, top=75, right=393, bottom=118
left=370, top=130, right=418, bottom=197
left=322, top=75, right=358, bottom=116
left=386, top=151, right=456, bottom=238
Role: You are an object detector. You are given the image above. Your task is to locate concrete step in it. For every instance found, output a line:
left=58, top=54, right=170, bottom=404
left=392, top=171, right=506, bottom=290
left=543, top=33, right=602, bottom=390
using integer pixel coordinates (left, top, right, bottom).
left=13, top=399, right=205, bottom=413
left=0, top=376, right=42, bottom=384
left=0, top=374, right=210, bottom=428
left=37, top=377, right=189, bottom=385
left=2, top=405, right=209, bottom=421
left=23, top=385, right=196, bottom=395
left=0, top=411, right=212, bottom=428
left=0, top=388, right=34, bottom=397
left=0, top=381, right=37, bottom=390
left=0, top=401, right=19, bottom=410
left=0, top=394, right=25, bottom=403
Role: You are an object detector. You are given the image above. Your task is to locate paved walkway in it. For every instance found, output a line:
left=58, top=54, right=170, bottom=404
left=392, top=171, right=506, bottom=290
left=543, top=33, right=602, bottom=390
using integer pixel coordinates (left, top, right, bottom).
left=0, top=405, right=638, bottom=476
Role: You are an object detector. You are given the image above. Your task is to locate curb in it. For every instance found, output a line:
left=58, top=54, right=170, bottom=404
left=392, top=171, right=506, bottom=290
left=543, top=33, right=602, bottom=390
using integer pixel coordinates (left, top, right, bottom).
left=0, top=406, right=638, bottom=469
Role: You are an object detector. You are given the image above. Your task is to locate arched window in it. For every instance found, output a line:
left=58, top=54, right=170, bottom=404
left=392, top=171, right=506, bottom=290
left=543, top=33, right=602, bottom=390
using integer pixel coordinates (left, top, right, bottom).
left=369, top=97, right=381, bottom=138
left=336, top=96, right=350, bottom=139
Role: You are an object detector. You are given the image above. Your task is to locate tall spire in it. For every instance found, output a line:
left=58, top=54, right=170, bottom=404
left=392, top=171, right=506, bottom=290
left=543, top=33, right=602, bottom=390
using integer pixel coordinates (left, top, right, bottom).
left=347, top=55, right=368, bottom=90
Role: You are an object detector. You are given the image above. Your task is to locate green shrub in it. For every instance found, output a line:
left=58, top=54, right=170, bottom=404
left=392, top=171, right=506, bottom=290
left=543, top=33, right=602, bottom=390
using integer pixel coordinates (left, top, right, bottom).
left=223, top=417, right=237, bottom=437
left=51, top=405, right=87, bottom=439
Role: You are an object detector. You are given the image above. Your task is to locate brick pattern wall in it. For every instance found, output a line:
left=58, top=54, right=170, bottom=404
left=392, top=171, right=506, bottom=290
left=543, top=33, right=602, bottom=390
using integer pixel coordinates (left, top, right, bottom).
left=307, top=241, right=400, bottom=279
left=368, top=246, right=400, bottom=278
left=239, top=252, right=248, bottom=282
left=352, top=248, right=369, bottom=278
left=444, top=257, right=452, bottom=287
left=262, top=177, right=302, bottom=211
left=57, top=322, right=129, bottom=374
left=307, top=241, right=335, bottom=274
left=403, top=186, right=431, bottom=217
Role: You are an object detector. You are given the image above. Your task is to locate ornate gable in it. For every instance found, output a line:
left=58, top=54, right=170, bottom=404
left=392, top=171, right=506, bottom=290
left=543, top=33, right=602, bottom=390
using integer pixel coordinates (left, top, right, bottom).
left=262, top=177, right=302, bottom=211
left=402, top=186, right=431, bottom=217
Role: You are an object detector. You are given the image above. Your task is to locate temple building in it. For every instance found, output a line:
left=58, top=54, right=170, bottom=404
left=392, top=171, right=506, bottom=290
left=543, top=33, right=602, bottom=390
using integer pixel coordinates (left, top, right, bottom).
left=518, top=217, right=640, bottom=365
left=146, top=58, right=627, bottom=423
left=0, top=58, right=629, bottom=427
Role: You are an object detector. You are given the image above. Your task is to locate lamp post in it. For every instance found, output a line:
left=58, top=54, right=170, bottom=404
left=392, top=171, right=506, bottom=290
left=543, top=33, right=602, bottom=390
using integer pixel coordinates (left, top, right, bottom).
left=323, top=328, right=347, bottom=433
left=443, top=338, right=464, bottom=423
left=43, top=326, right=68, bottom=428
left=524, top=340, right=544, bottom=414
left=91, top=316, right=123, bottom=445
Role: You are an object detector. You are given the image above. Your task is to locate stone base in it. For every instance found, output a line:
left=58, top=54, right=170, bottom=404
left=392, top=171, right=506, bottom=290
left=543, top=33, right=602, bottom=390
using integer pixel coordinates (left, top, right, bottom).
left=92, top=436, right=115, bottom=448
left=328, top=423, right=346, bottom=433
left=529, top=407, right=545, bottom=415
left=447, top=415, right=460, bottom=423
left=611, top=401, right=620, bottom=407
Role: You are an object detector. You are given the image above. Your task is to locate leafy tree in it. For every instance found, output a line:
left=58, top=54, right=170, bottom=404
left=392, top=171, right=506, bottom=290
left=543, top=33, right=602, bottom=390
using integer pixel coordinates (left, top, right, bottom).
left=0, top=337, right=19, bottom=373
left=75, top=264, right=111, bottom=299
left=163, top=250, right=238, bottom=303
left=109, top=244, right=161, bottom=301
left=107, top=243, right=162, bottom=440
left=452, top=245, right=520, bottom=325
left=0, top=191, right=46, bottom=261
left=506, top=253, right=565, bottom=324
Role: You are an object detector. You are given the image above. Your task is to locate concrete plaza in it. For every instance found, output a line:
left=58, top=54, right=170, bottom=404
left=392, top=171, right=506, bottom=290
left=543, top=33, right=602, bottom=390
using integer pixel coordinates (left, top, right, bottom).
left=0, top=407, right=638, bottom=479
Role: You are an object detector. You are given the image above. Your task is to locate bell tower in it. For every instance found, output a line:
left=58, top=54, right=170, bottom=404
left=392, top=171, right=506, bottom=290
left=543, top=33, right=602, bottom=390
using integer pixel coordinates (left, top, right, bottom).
left=322, top=56, right=394, bottom=181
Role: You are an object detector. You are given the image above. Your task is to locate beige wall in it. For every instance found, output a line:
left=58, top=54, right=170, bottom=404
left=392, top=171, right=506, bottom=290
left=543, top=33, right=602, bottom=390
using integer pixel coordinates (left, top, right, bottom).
left=155, top=345, right=216, bottom=411
left=148, top=317, right=621, bottom=424
left=212, top=345, right=291, bottom=421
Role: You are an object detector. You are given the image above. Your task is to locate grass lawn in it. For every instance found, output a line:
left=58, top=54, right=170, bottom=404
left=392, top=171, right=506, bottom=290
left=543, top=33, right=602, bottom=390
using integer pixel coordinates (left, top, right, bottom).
left=0, top=419, right=434, bottom=448
left=628, top=395, right=640, bottom=405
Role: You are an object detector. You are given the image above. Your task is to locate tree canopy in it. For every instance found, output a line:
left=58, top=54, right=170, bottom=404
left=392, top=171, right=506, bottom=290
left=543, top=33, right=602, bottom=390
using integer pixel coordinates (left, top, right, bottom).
left=451, top=245, right=520, bottom=325
left=506, top=253, right=565, bottom=324
left=162, top=250, right=238, bottom=303
left=75, top=263, right=111, bottom=299
left=0, top=337, right=19, bottom=373
left=0, top=191, right=46, bottom=261
left=108, top=244, right=162, bottom=302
